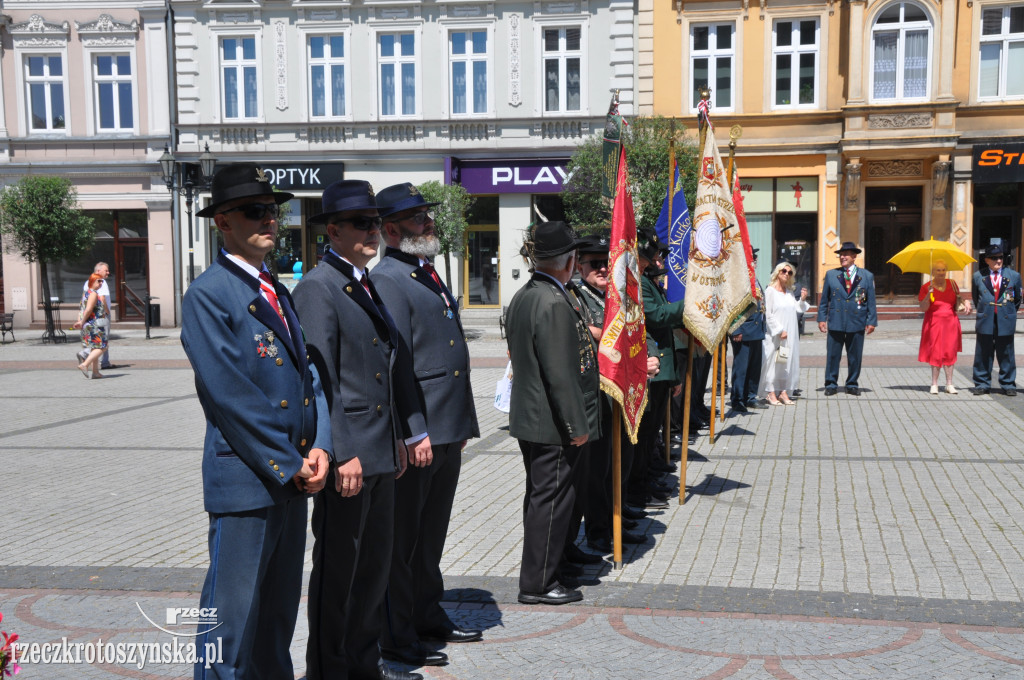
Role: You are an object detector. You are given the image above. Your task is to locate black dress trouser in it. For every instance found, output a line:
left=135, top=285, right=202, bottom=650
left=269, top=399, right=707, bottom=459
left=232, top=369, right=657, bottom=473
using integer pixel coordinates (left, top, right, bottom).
left=518, top=439, right=579, bottom=594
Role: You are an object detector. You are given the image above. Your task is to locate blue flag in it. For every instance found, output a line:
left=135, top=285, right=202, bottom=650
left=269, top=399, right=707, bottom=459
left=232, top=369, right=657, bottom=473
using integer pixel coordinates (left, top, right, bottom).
left=654, top=166, right=691, bottom=303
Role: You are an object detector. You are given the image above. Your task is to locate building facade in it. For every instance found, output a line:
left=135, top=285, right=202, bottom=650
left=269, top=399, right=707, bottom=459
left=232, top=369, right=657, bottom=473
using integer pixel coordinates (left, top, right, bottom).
left=642, top=0, right=1024, bottom=298
left=0, top=0, right=173, bottom=328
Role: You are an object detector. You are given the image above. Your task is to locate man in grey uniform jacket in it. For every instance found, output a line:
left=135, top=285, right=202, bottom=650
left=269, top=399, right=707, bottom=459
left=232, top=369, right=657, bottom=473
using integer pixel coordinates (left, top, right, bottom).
left=294, top=180, right=429, bottom=680
left=372, top=183, right=483, bottom=669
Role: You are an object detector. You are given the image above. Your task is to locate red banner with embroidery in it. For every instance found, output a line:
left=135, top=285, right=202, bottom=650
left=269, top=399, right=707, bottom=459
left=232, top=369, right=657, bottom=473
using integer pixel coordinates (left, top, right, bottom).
left=599, top=144, right=649, bottom=444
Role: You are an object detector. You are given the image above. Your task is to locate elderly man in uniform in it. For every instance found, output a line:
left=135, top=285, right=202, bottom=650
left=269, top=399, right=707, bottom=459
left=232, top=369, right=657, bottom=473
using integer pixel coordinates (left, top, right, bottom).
left=729, top=248, right=767, bottom=412
left=817, top=242, right=878, bottom=396
left=971, top=243, right=1022, bottom=396
left=294, top=180, right=429, bottom=680
left=371, top=183, right=483, bottom=669
left=506, top=221, right=601, bottom=605
left=182, top=163, right=332, bottom=680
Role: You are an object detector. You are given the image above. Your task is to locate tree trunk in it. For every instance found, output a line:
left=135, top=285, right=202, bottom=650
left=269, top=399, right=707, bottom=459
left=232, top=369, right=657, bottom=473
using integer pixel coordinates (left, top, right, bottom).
left=443, top=250, right=454, bottom=302
left=39, top=260, right=56, bottom=342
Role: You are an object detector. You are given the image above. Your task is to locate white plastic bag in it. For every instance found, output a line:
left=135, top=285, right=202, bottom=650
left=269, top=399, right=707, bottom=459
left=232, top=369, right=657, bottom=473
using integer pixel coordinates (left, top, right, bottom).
left=493, top=361, right=513, bottom=413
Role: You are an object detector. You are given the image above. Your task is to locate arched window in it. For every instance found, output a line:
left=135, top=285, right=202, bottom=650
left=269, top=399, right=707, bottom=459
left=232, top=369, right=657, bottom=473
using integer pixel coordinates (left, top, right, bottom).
left=870, top=2, right=932, bottom=101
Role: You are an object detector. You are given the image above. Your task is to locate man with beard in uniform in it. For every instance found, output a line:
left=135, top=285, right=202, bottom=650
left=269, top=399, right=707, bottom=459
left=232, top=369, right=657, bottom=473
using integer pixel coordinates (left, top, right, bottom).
left=506, top=221, right=601, bottom=605
left=372, top=183, right=483, bottom=670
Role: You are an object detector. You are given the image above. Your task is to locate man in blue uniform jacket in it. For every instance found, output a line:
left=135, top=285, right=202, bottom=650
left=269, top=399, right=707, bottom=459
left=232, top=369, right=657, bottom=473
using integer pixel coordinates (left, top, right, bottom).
left=971, top=243, right=1021, bottom=396
left=817, top=242, right=878, bottom=396
left=182, top=163, right=332, bottom=680
left=372, top=183, right=483, bottom=669
left=729, top=248, right=767, bottom=411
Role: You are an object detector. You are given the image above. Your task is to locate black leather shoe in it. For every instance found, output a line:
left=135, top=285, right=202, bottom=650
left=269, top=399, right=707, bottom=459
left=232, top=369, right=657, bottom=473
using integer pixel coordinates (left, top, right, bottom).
left=418, top=624, right=482, bottom=643
left=824, top=386, right=837, bottom=396
left=518, top=584, right=583, bottom=605
left=622, top=506, right=647, bottom=520
left=586, top=536, right=612, bottom=554
left=623, top=518, right=638, bottom=530
left=1004, top=388, right=1017, bottom=396
left=671, top=433, right=683, bottom=444
left=730, top=403, right=749, bottom=413
left=649, top=458, right=676, bottom=473
left=565, top=544, right=604, bottom=565
left=557, top=572, right=580, bottom=589
left=645, top=496, right=670, bottom=509
left=378, top=661, right=424, bottom=680
left=621, top=530, right=646, bottom=544
left=747, top=400, right=767, bottom=409
left=971, top=387, right=990, bottom=395
left=846, top=386, right=860, bottom=396
left=380, top=642, right=448, bottom=667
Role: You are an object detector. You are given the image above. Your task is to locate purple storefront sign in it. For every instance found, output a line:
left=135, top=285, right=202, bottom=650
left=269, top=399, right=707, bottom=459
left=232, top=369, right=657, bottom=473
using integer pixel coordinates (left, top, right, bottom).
left=445, top=157, right=571, bottom=194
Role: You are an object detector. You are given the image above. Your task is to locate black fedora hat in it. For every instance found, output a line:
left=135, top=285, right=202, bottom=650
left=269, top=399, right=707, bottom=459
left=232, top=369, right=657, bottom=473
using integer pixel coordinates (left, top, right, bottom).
left=577, top=232, right=611, bottom=255
left=982, top=243, right=1005, bottom=259
left=533, top=221, right=580, bottom=259
left=835, top=241, right=863, bottom=255
left=376, top=182, right=440, bottom=218
left=308, top=180, right=379, bottom=225
left=636, top=228, right=665, bottom=261
left=196, top=163, right=293, bottom=218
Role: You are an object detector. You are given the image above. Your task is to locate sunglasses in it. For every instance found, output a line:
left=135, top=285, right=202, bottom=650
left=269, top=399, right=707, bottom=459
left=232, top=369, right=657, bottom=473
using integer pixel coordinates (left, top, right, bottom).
left=780, top=269, right=794, bottom=275
left=583, top=259, right=609, bottom=270
left=220, top=203, right=281, bottom=221
left=398, top=210, right=434, bottom=226
left=333, top=215, right=383, bottom=231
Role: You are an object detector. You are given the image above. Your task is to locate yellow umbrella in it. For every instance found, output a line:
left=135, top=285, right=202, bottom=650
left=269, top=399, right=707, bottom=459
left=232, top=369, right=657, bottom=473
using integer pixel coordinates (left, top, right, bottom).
left=887, top=237, right=976, bottom=275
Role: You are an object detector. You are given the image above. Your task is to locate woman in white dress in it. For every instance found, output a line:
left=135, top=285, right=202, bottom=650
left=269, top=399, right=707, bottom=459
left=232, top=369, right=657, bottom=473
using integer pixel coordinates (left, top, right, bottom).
left=760, top=262, right=810, bottom=405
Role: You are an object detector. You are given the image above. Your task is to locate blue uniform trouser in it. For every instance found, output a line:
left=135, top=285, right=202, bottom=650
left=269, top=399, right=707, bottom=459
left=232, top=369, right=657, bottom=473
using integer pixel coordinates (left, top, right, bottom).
left=730, top=338, right=763, bottom=405
left=824, top=330, right=865, bottom=388
left=195, top=499, right=307, bottom=680
left=973, top=334, right=1017, bottom=389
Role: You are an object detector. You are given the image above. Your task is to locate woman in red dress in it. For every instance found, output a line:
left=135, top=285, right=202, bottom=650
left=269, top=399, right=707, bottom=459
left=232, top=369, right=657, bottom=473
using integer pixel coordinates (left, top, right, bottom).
left=919, top=260, right=972, bottom=393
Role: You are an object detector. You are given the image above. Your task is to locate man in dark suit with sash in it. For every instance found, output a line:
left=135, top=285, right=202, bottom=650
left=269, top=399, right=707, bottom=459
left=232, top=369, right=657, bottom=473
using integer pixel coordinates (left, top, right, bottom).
left=730, top=248, right=767, bottom=411
left=182, top=163, right=333, bottom=680
left=371, top=183, right=482, bottom=669
left=506, top=221, right=600, bottom=605
left=817, top=242, right=878, bottom=396
left=971, top=243, right=1021, bottom=395
left=294, top=180, right=429, bottom=680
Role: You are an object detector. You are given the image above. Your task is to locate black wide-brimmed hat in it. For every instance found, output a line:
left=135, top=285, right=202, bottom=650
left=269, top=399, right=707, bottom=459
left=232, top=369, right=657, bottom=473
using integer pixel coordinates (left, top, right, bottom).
left=835, top=241, right=863, bottom=255
left=533, top=221, right=580, bottom=259
left=637, top=228, right=666, bottom=261
left=982, top=243, right=1005, bottom=259
left=196, top=163, right=293, bottom=218
left=308, top=180, right=379, bottom=225
left=376, top=182, right=440, bottom=218
left=577, top=233, right=611, bottom=255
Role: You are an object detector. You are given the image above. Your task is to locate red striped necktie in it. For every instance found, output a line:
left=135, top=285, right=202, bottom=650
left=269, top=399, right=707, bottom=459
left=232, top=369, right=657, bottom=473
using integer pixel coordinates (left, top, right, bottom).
left=422, top=262, right=451, bottom=305
left=259, top=271, right=285, bottom=322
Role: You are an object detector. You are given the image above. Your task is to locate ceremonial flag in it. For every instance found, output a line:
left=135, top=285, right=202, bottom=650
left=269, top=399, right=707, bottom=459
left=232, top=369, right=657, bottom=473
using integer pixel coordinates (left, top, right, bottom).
left=654, top=164, right=692, bottom=304
left=731, top=164, right=761, bottom=304
left=599, top=144, right=648, bottom=444
left=600, top=91, right=622, bottom=200
left=682, top=123, right=756, bottom=349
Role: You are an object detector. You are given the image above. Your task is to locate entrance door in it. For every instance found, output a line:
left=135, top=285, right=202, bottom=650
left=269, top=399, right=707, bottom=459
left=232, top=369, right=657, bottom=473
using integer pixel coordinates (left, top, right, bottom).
left=117, top=242, right=149, bottom=319
left=465, top=227, right=499, bottom=307
left=865, top=187, right=922, bottom=298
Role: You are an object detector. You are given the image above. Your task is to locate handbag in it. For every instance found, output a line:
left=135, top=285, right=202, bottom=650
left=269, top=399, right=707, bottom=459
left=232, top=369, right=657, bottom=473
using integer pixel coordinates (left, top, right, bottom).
left=775, top=343, right=790, bottom=364
left=493, top=361, right=513, bottom=413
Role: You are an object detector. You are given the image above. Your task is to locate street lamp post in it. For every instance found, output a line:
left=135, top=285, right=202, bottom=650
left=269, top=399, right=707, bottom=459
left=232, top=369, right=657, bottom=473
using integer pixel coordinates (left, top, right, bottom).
left=160, top=144, right=217, bottom=283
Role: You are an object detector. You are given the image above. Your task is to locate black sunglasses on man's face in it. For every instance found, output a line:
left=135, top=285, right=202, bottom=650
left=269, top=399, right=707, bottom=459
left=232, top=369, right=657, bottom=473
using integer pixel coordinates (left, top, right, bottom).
left=332, top=215, right=383, bottom=231
left=220, top=203, right=281, bottom=222
left=583, top=259, right=609, bottom=270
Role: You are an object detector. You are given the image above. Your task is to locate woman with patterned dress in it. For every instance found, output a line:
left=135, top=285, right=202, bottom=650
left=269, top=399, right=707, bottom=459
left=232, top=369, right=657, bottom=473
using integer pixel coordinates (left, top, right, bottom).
left=919, top=260, right=971, bottom=394
left=759, top=262, right=810, bottom=405
left=72, top=273, right=108, bottom=379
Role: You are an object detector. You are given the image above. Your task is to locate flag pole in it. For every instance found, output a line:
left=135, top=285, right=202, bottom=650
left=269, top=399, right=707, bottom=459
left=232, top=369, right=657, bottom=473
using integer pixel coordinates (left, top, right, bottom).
left=679, top=342, right=692, bottom=505
left=709, top=342, right=718, bottom=443
left=612, top=403, right=623, bottom=568
left=664, top=124, right=677, bottom=465
left=719, top=341, right=727, bottom=422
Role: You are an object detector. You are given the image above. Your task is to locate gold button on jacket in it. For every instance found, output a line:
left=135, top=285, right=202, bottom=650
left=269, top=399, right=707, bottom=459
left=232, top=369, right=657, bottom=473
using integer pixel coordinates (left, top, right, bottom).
left=280, top=400, right=288, bottom=408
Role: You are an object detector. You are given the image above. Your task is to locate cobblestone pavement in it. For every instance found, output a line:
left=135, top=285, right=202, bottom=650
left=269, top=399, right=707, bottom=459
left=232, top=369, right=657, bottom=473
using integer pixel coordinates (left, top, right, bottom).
left=0, top=322, right=1022, bottom=678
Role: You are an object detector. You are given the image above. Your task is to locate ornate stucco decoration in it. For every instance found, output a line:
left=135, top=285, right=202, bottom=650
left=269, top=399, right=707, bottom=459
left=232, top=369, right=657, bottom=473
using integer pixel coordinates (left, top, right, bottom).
left=867, top=160, right=924, bottom=177
left=509, top=14, right=522, bottom=107
left=76, top=15, right=139, bottom=48
left=844, top=163, right=861, bottom=211
left=9, top=14, right=70, bottom=47
left=274, top=20, right=288, bottom=111
left=867, top=113, right=933, bottom=129
left=932, top=161, right=951, bottom=209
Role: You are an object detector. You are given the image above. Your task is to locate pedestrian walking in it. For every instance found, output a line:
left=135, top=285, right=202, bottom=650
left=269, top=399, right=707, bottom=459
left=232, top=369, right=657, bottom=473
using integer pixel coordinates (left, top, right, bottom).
left=971, top=244, right=1021, bottom=396
left=76, top=262, right=112, bottom=370
left=181, top=163, right=332, bottom=680
left=72, top=273, right=108, bottom=379
left=817, top=242, right=878, bottom=396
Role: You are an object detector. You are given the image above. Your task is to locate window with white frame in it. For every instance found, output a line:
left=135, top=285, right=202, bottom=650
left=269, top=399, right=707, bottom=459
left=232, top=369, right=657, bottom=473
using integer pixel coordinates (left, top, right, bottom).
left=773, top=19, right=818, bottom=107
left=25, top=54, right=66, bottom=130
left=379, top=33, right=416, bottom=117
left=309, top=35, right=346, bottom=117
left=93, top=54, right=133, bottom=130
left=450, top=30, right=488, bottom=115
left=979, top=5, right=1024, bottom=99
left=690, top=23, right=734, bottom=110
left=221, top=37, right=258, bottom=119
left=543, top=27, right=582, bottom=113
left=870, top=2, right=932, bottom=101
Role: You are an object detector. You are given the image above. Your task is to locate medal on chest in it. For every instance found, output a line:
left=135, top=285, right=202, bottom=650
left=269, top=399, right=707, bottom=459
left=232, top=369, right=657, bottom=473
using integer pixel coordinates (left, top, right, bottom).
left=255, top=331, right=280, bottom=358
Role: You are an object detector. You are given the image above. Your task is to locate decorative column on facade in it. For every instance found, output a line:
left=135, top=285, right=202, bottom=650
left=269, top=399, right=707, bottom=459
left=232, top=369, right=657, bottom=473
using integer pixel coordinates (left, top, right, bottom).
left=824, top=154, right=841, bottom=259
left=0, top=14, right=10, bottom=158
left=636, top=0, right=654, bottom=115
left=937, top=0, right=956, bottom=100
left=932, top=160, right=951, bottom=211
left=173, top=10, right=201, bottom=140
left=141, top=7, right=171, bottom=141
left=847, top=0, right=867, bottom=104
left=609, top=0, right=636, bottom=116
left=844, top=161, right=861, bottom=212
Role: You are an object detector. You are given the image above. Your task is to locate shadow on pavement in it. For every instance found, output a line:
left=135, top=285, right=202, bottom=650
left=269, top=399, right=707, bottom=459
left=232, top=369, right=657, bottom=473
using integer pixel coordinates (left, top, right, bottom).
left=684, top=473, right=751, bottom=503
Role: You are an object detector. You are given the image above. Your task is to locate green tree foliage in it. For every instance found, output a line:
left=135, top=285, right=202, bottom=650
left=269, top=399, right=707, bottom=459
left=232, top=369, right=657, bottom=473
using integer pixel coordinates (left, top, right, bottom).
left=562, top=116, right=700, bottom=234
left=0, top=175, right=95, bottom=338
left=417, top=180, right=475, bottom=289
